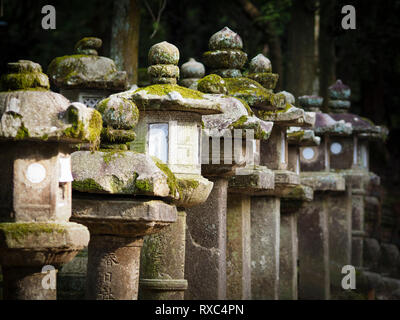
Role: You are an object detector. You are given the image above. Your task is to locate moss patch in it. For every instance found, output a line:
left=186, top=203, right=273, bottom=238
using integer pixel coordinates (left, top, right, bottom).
left=136, top=84, right=205, bottom=100
left=100, top=149, right=126, bottom=165
left=72, top=178, right=104, bottom=192
left=0, top=223, right=66, bottom=243
left=151, top=156, right=180, bottom=198
left=15, top=122, right=30, bottom=140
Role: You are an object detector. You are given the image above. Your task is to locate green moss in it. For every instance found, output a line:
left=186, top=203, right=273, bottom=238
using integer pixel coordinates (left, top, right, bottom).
left=0, top=72, right=49, bottom=91
left=47, top=55, right=92, bottom=83
left=110, top=174, right=136, bottom=193
left=72, top=178, right=103, bottom=192
left=135, top=179, right=153, bottom=192
left=63, top=107, right=102, bottom=150
left=178, top=179, right=200, bottom=191
left=197, top=74, right=227, bottom=94
left=101, top=149, right=126, bottom=165
left=15, top=122, right=30, bottom=140
left=101, top=126, right=135, bottom=143
left=287, top=130, right=305, bottom=143
left=151, top=156, right=180, bottom=197
left=255, top=102, right=292, bottom=119
left=0, top=223, right=66, bottom=243
left=136, top=84, right=205, bottom=99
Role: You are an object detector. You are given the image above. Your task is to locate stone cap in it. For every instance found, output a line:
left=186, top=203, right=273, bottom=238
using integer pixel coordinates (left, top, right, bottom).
left=298, top=95, right=323, bottom=112
left=300, top=171, right=346, bottom=191
left=47, top=37, right=128, bottom=91
left=198, top=74, right=286, bottom=111
left=0, top=61, right=102, bottom=145
left=72, top=151, right=172, bottom=198
left=180, top=58, right=205, bottom=79
left=287, top=127, right=321, bottom=146
left=255, top=104, right=315, bottom=127
left=202, top=95, right=273, bottom=140
left=228, top=165, right=275, bottom=195
left=329, top=113, right=388, bottom=140
left=116, top=84, right=222, bottom=115
left=314, top=112, right=353, bottom=136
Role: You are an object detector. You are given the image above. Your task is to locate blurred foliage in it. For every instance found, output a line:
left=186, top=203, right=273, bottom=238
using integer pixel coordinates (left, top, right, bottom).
left=256, top=0, right=292, bottom=35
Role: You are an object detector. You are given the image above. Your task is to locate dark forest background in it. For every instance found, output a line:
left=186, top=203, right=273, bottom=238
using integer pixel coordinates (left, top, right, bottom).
left=1, top=0, right=399, bottom=240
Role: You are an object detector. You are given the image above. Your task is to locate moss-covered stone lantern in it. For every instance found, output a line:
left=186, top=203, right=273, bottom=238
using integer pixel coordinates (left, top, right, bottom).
left=48, top=37, right=128, bottom=108
left=104, top=41, right=222, bottom=300
left=0, top=60, right=102, bottom=300
left=297, top=94, right=353, bottom=299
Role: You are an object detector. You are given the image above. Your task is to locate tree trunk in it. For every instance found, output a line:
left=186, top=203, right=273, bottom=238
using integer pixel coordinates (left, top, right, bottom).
left=285, top=0, right=317, bottom=99
left=319, top=0, right=337, bottom=111
left=110, top=0, right=141, bottom=85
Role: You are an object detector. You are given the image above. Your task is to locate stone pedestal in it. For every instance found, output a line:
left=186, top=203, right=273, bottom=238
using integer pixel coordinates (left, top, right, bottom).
left=139, top=210, right=188, bottom=300
left=72, top=197, right=177, bottom=300
left=185, top=177, right=228, bottom=300
left=250, top=196, right=280, bottom=300
left=226, top=194, right=251, bottom=300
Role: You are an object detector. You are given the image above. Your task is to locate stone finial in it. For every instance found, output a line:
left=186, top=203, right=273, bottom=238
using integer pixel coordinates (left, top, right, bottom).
left=249, top=54, right=271, bottom=73
left=209, top=26, right=243, bottom=50
left=298, top=95, right=323, bottom=112
left=328, top=79, right=351, bottom=113
left=148, top=41, right=180, bottom=85
left=96, top=95, right=139, bottom=150
left=179, top=58, right=205, bottom=88
left=247, top=54, right=278, bottom=92
left=74, top=37, right=102, bottom=56
left=0, top=60, right=50, bottom=91
left=203, top=27, right=247, bottom=78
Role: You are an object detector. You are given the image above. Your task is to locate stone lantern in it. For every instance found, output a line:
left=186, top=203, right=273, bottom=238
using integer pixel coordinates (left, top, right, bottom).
left=297, top=94, right=353, bottom=299
left=179, top=58, right=205, bottom=89
left=197, top=27, right=315, bottom=299
left=0, top=60, right=101, bottom=299
left=70, top=90, right=179, bottom=299
left=48, top=37, right=128, bottom=108
left=327, top=80, right=390, bottom=295
left=278, top=125, right=320, bottom=300
left=106, top=41, right=222, bottom=300
left=189, top=70, right=275, bottom=300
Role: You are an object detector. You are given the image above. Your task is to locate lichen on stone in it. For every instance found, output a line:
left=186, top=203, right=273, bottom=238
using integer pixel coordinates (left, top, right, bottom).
left=72, top=178, right=104, bottom=192
left=135, top=84, right=205, bottom=100
left=0, top=223, right=66, bottom=243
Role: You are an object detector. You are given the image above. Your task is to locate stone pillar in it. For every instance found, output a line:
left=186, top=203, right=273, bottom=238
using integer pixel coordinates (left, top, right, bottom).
left=250, top=196, right=280, bottom=300
left=139, top=210, right=188, bottom=299
left=86, top=235, right=142, bottom=300
left=297, top=193, right=330, bottom=300
left=185, top=177, right=228, bottom=300
left=279, top=201, right=299, bottom=300
left=327, top=189, right=352, bottom=295
left=226, top=194, right=251, bottom=300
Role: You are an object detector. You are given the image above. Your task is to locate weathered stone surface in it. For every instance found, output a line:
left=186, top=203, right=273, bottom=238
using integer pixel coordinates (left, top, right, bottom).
left=256, top=104, right=315, bottom=127
left=226, top=194, right=251, bottom=300
left=209, top=27, right=243, bottom=50
left=0, top=63, right=102, bottom=144
left=181, top=58, right=205, bottom=79
left=298, top=95, right=323, bottom=112
left=228, top=166, right=275, bottom=195
left=279, top=208, right=298, bottom=300
left=185, top=178, right=228, bottom=300
left=248, top=54, right=272, bottom=73
left=250, top=196, right=280, bottom=299
left=301, top=172, right=346, bottom=191
left=298, top=194, right=330, bottom=299
left=96, top=96, right=139, bottom=130
left=86, top=235, right=143, bottom=300
left=380, top=243, right=400, bottom=278
left=148, top=41, right=180, bottom=65
left=74, top=37, right=102, bottom=56
left=71, top=151, right=171, bottom=197
left=117, top=85, right=222, bottom=115
left=140, top=210, right=187, bottom=300
left=0, top=222, right=88, bottom=253
left=287, top=127, right=321, bottom=146
left=72, top=198, right=177, bottom=237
